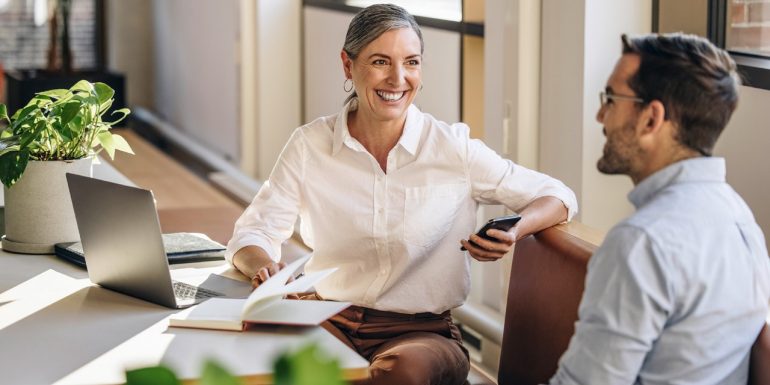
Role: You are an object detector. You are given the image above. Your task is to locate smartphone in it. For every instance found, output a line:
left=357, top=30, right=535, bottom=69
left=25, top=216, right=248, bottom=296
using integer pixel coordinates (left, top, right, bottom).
left=462, top=214, right=522, bottom=250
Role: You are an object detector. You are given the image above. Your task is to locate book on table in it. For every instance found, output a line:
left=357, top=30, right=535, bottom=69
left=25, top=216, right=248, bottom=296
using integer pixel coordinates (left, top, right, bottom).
left=55, top=232, right=226, bottom=268
left=168, top=254, right=350, bottom=331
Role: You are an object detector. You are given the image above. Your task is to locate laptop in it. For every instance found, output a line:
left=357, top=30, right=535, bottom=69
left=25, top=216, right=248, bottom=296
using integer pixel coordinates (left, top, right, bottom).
left=66, top=173, right=224, bottom=308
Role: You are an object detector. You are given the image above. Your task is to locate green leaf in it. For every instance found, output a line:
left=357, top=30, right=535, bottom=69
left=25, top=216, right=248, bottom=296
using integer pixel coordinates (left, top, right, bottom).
left=0, top=151, right=29, bottom=188
left=59, top=101, right=82, bottom=127
left=96, top=131, right=116, bottom=159
left=99, top=99, right=114, bottom=115
left=125, top=366, right=180, bottom=385
left=0, top=136, right=20, bottom=156
left=93, top=82, right=115, bottom=106
left=111, top=134, right=134, bottom=154
left=200, top=361, right=242, bottom=385
left=24, top=94, right=53, bottom=109
left=10, top=103, right=39, bottom=123
left=274, top=344, right=348, bottom=385
left=70, top=80, right=94, bottom=93
left=0, top=104, right=8, bottom=123
left=106, top=108, right=131, bottom=126
left=36, top=88, right=69, bottom=99
left=19, top=120, right=47, bottom=149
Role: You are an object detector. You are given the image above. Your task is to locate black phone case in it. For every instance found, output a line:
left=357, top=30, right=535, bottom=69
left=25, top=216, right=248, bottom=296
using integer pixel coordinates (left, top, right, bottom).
left=475, top=215, right=522, bottom=241
left=462, top=214, right=522, bottom=250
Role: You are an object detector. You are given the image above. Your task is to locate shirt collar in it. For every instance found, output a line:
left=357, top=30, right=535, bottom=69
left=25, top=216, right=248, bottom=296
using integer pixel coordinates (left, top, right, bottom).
left=332, top=99, right=356, bottom=155
left=628, top=157, right=726, bottom=208
left=331, top=98, right=423, bottom=156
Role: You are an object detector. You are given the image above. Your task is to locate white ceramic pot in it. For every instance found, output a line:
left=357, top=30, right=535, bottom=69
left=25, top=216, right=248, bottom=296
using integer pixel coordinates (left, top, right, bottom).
left=2, top=158, right=93, bottom=254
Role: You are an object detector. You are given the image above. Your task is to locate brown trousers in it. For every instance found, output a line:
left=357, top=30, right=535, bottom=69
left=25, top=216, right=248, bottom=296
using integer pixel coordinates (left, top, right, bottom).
left=316, top=298, right=471, bottom=385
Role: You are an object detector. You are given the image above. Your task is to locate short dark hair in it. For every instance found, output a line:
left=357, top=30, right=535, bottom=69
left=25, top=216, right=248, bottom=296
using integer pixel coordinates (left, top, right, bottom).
left=621, top=33, right=740, bottom=156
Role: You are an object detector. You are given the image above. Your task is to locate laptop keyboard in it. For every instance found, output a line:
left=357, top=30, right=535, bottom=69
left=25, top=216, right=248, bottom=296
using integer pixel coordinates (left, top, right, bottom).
left=172, top=281, right=223, bottom=300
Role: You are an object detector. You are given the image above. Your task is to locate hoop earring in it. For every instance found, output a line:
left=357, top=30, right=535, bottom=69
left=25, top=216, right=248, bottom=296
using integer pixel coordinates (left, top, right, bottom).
left=344, top=78, right=354, bottom=93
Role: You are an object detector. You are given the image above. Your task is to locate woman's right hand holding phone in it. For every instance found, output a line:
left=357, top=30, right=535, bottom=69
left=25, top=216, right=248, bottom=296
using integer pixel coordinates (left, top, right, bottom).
left=461, top=225, right=519, bottom=262
left=461, top=214, right=522, bottom=262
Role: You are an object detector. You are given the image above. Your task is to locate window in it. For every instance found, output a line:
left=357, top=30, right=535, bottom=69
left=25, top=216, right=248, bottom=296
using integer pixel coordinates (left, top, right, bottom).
left=0, top=0, right=101, bottom=71
left=654, top=0, right=770, bottom=90
left=726, top=0, right=770, bottom=57
left=345, top=0, right=461, bottom=22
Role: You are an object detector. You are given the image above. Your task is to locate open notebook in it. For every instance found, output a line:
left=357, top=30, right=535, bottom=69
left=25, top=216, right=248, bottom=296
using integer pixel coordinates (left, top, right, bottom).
left=168, top=254, right=350, bottom=331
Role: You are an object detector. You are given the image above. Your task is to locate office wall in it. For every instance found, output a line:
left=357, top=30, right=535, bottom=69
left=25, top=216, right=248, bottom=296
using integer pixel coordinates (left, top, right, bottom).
left=252, top=0, right=302, bottom=180
left=484, top=0, right=540, bottom=170
left=106, top=0, right=154, bottom=109
left=658, top=0, right=708, bottom=36
left=303, top=6, right=460, bottom=125
left=151, top=0, right=240, bottom=164
left=540, top=0, right=651, bottom=231
left=715, top=86, right=770, bottom=247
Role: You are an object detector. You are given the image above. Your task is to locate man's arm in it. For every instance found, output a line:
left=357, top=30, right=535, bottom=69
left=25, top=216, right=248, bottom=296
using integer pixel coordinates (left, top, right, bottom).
left=550, top=225, right=672, bottom=384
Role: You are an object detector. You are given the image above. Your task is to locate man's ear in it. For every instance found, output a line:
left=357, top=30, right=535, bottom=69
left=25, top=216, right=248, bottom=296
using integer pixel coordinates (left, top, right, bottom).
left=637, top=100, right=666, bottom=136
left=642, top=100, right=666, bottom=134
left=637, top=100, right=667, bottom=148
left=341, top=50, right=353, bottom=79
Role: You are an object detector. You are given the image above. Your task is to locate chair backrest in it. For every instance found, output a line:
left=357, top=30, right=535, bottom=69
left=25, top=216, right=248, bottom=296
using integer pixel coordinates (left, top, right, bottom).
left=497, top=222, right=769, bottom=385
left=750, top=322, right=770, bottom=385
left=498, top=223, right=600, bottom=385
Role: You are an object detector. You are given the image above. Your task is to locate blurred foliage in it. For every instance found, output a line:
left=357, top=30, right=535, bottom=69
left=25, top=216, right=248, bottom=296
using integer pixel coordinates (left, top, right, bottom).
left=125, top=343, right=349, bottom=385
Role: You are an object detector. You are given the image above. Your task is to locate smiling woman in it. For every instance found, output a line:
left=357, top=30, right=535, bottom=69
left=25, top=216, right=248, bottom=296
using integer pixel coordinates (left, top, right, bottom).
left=341, top=21, right=423, bottom=171
left=226, top=4, right=577, bottom=385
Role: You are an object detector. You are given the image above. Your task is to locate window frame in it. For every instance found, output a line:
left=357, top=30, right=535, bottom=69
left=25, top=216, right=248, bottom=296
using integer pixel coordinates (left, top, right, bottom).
left=303, top=0, right=483, bottom=37
left=652, top=0, right=770, bottom=90
left=708, top=0, right=770, bottom=90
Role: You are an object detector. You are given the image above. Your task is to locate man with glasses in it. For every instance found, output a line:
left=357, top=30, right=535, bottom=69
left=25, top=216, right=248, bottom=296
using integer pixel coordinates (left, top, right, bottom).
left=550, top=33, right=770, bottom=384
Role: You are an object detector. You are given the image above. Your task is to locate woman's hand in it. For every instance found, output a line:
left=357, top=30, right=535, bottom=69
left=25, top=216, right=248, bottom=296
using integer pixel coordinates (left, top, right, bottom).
left=461, top=226, right=519, bottom=262
left=461, top=196, right=569, bottom=262
left=250, top=261, right=294, bottom=289
left=233, top=246, right=294, bottom=291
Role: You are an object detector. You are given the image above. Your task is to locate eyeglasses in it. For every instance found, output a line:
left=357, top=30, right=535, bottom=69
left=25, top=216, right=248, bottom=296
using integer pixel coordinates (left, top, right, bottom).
left=599, top=91, right=645, bottom=106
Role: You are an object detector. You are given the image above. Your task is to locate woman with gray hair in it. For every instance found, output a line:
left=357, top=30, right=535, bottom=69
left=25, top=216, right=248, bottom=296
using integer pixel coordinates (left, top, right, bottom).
left=226, top=4, right=577, bottom=384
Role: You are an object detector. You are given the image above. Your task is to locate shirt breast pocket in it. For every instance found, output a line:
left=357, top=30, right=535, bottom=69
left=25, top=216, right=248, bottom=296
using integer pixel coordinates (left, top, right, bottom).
left=404, top=184, right=467, bottom=248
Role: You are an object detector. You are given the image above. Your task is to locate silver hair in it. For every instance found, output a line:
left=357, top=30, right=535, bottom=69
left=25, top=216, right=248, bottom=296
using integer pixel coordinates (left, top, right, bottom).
left=343, top=4, right=424, bottom=103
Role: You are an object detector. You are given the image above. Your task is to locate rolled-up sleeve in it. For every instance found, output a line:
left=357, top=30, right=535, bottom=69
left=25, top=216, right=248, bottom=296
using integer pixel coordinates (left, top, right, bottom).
left=225, top=129, right=305, bottom=264
left=466, top=136, right=578, bottom=220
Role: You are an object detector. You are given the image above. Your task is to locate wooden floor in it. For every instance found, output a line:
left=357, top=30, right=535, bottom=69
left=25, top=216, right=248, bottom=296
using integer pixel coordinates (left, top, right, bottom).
left=103, top=129, right=310, bottom=260
left=102, top=129, right=245, bottom=245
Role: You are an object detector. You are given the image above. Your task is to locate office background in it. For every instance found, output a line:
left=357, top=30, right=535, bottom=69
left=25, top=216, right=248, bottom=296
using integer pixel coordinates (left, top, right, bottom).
left=2, top=0, right=769, bottom=375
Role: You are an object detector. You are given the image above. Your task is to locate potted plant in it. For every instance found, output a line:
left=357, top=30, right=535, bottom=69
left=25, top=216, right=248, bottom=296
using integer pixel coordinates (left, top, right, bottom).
left=0, top=79, right=133, bottom=254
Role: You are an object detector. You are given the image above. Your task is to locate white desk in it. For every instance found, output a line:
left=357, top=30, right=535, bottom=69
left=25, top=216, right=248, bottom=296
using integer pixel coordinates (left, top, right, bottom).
left=0, top=163, right=369, bottom=385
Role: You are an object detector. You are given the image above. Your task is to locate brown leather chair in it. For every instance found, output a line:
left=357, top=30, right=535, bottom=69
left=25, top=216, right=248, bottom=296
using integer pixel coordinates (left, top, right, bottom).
left=496, top=223, right=599, bottom=385
left=750, top=323, right=770, bottom=385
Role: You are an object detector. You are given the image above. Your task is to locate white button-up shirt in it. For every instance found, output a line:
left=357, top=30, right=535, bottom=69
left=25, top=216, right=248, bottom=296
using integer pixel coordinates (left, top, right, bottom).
left=227, top=100, right=577, bottom=313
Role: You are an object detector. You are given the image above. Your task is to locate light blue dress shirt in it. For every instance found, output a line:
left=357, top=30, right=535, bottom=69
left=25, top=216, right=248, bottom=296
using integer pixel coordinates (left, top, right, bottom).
left=551, top=157, right=770, bottom=385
